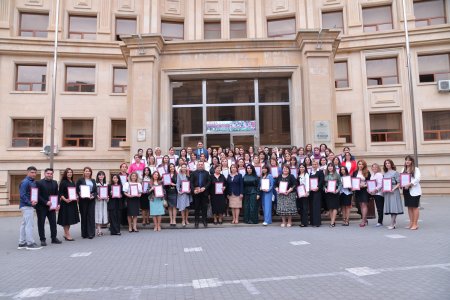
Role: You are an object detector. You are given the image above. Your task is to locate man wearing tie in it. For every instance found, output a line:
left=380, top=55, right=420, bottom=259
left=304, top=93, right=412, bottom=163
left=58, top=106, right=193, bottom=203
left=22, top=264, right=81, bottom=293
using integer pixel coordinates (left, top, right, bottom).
left=190, top=161, right=211, bottom=228
left=195, top=141, right=209, bottom=161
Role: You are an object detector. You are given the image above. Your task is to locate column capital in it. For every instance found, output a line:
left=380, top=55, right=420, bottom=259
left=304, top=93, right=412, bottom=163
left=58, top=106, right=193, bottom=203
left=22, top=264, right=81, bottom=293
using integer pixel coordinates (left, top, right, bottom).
left=295, top=29, right=341, bottom=57
left=120, top=34, right=165, bottom=62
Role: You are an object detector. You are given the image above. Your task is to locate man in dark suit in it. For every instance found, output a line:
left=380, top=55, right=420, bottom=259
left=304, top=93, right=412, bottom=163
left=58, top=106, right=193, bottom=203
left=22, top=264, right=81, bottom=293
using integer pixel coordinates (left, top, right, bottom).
left=35, top=168, right=61, bottom=246
left=195, top=141, right=209, bottom=161
left=190, top=161, right=211, bottom=228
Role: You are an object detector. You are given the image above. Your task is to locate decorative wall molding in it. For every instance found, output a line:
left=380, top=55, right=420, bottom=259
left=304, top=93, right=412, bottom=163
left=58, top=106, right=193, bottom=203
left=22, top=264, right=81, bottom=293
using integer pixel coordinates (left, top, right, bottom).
left=24, top=0, right=44, bottom=7
left=117, top=0, right=135, bottom=12
left=73, top=0, right=92, bottom=9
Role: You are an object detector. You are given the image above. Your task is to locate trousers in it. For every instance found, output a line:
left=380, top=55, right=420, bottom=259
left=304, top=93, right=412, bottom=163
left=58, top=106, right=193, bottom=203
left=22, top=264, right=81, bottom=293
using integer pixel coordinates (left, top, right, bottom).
left=19, top=206, right=35, bottom=244
left=35, top=205, right=57, bottom=241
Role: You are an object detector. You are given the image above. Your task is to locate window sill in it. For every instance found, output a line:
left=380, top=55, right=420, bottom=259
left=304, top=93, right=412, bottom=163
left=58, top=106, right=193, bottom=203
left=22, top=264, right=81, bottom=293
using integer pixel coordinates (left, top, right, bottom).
left=10, top=91, right=48, bottom=95
left=370, top=141, right=406, bottom=146
left=417, top=82, right=439, bottom=86
left=109, top=93, right=127, bottom=96
left=6, top=147, right=42, bottom=151
left=108, top=147, right=127, bottom=151
left=60, top=92, right=97, bottom=96
left=60, top=147, right=96, bottom=151
left=335, top=87, right=352, bottom=91
left=367, top=84, right=401, bottom=89
left=422, top=140, right=450, bottom=144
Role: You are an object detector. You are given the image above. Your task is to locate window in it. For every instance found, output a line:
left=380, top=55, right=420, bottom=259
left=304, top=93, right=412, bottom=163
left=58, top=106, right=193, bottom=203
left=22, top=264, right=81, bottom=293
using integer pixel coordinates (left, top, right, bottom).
left=63, top=119, right=94, bottom=147
left=172, top=81, right=203, bottom=105
left=260, top=105, right=291, bottom=145
left=161, top=21, right=184, bottom=40
left=322, top=10, right=344, bottom=30
left=423, top=111, right=450, bottom=141
left=230, top=21, right=247, bottom=38
left=337, top=115, right=352, bottom=143
left=267, top=18, right=296, bottom=38
left=258, top=78, right=289, bottom=103
left=65, top=66, right=95, bottom=92
left=418, top=53, right=450, bottom=82
left=414, top=0, right=446, bottom=27
left=15, top=65, right=46, bottom=91
left=204, top=21, right=221, bottom=39
left=366, top=57, right=398, bottom=86
left=206, top=79, right=254, bottom=104
left=111, top=120, right=126, bottom=147
left=12, top=119, right=44, bottom=147
left=362, top=6, right=393, bottom=32
left=172, top=107, right=203, bottom=147
left=68, top=15, right=97, bottom=40
left=19, top=12, right=49, bottom=37
left=115, top=17, right=137, bottom=40
left=370, top=113, right=403, bottom=142
left=113, top=67, right=127, bottom=93
left=334, top=61, right=349, bottom=88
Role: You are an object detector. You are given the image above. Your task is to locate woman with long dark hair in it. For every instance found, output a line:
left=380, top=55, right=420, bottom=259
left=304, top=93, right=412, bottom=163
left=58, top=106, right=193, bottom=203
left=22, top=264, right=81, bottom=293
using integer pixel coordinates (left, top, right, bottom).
left=108, top=174, right=122, bottom=235
left=243, top=164, right=260, bottom=224
left=402, top=155, right=422, bottom=230
left=76, top=167, right=97, bottom=239
left=383, top=159, right=403, bottom=229
left=57, top=168, right=80, bottom=241
left=94, top=171, right=108, bottom=237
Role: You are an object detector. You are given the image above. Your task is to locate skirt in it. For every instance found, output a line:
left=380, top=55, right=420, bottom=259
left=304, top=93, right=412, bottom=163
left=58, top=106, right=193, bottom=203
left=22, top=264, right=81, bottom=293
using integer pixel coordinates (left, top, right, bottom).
left=403, top=189, right=420, bottom=208
left=325, top=193, right=340, bottom=210
left=177, top=193, right=191, bottom=211
left=167, top=191, right=177, bottom=208
left=95, top=199, right=108, bottom=224
left=140, top=193, right=150, bottom=210
left=211, top=195, right=226, bottom=214
left=340, top=193, right=352, bottom=207
left=228, top=194, right=242, bottom=208
left=150, top=198, right=165, bottom=216
left=57, top=200, right=80, bottom=226
left=276, top=192, right=297, bottom=216
left=384, top=189, right=404, bottom=215
left=127, top=197, right=140, bottom=216
left=354, top=188, right=369, bottom=203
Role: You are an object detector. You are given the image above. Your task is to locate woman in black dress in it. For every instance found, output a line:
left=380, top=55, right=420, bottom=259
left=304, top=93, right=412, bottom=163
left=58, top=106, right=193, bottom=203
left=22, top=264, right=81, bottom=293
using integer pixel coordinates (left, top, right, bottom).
left=210, top=165, right=227, bottom=224
left=309, top=160, right=324, bottom=227
left=352, top=160, right=371, bottom=227
left=243, top=164, right=260, bottom=224
left=165, top=163, right=178, bottom=227
left=57, top=168, right=80, bottom=241
left=123, top=172, right=142, bottom=232
left=108, top=174, right=122, bottom=235
left=140, top=167, right=151, bottom=226
left=76, top=167, right=97, bottom=239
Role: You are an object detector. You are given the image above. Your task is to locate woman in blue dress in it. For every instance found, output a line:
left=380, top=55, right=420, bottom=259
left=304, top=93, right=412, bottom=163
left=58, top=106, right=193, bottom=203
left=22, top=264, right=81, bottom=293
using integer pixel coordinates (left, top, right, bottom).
left=260, top=164, right=274, bottom=226
left=149, top=171, right=165, bottom=232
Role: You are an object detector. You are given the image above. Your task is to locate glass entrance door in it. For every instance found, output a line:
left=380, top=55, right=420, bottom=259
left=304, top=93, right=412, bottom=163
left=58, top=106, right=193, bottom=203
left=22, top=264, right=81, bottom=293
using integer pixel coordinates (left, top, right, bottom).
left=231, top=135, right=255, bottom=149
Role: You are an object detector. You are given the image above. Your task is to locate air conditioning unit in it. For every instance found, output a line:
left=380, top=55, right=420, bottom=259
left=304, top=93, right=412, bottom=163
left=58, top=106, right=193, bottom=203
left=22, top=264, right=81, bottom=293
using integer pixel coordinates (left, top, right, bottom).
left=437, top=80, right=450, bottom=92
left=41, top=145, right=58, bottom=156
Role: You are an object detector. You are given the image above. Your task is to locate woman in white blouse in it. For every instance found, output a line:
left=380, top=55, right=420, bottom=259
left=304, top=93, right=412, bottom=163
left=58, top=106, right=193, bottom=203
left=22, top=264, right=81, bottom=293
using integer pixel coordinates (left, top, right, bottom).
left=369, top=163, right=384, bottom=227
left=402, top=155, right=422, bottom=230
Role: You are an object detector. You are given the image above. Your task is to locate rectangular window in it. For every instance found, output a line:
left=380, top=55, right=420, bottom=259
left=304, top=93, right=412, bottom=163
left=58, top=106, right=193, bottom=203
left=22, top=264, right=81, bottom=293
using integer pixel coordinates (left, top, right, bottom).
left=172, top=81, right=203, bottom=105
left=258, top=78, right=289, bottom=103
left=69, top=15, right=97, bottom=40
left=172, top=107, right=203, bottom=147
left=115, top=17, right=137, bottom=41
left=65, top=66, right=95, bottom=92
left=267, top=18, right=296, bottom=38
left=259, top=105, right=291, bottom=145
left=322, top=10, right=344, bottom=30
left=230, top=21, right=247, bottom=38
left=204, top=21, right=221, bottom=39
left=334, top=61, right=349, bottom=88
left=19, top=12, right=49, bottom=37
left=111, top=120, right=126, bottom=147
left=418, top=53, right=450, bottom=82
left=63, top=119, right=94, bottom=147
left=113, top=67, right=127, bottom=93
left=362, top=6, right=393, bottom=32
left=12, top=119, right=44, bottom=147
left=337, top=115, right=352, bottom=143
left=366, top=57, right=398, bottom=86
left=370, top=113, right=403, bottom=142
left=206, top=79, right=254, bottom=104
left=161, top=21, right=184, bottom=41
left=207, top=106, right=255, bottom=122
left=15, top=65, right=46, bottom=91
left=423, top=111, right=450, bottom=141
left=414, top=0, right=446, bottom=27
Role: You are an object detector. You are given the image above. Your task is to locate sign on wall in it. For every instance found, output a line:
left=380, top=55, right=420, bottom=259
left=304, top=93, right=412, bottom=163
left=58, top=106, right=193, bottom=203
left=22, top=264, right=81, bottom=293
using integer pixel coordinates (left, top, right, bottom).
left=314, top=121, right=331, bottom=142
left=206, top=121, right=256, bottom=133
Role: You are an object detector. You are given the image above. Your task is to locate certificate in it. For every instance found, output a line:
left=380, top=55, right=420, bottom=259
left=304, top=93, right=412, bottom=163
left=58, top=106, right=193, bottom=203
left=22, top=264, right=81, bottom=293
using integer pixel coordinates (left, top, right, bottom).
left=260, top=178, right=270, bottom=190
left=169, top=158, right=176, bottom=165
left=68, top=187, right=77, bottom=201
left=327, top=180, right=337, bottom=193
left=163, top=173, right=172, bottom=185
left=154, top=185, right=164, bottom=198
left=142, top=181, right=150, bottom=192
left=80, top=185, right=90, bottom=198
left=31, top=187, right=38, bottom=203
left=271, top=167, right=279, bottom=178
left=129, top=184, right=139, bottom=196
left=383, top=178, right=392, bottom=192
left=239, top=169, right=246, bottom=176
left=351, top=178, right=361, bottom=191
left=119, top=175, right=127, bottom=185
left=181, top=180, right=191, bottom=193
left=290, top=168, right=298, bottom=179
left=49, top=195, right=58, bottom=210
left=188, top=162, right=196, bottom=171
left=342, top=176, right=352, bottom=189
left=254, top=166, right=261, bottom=177
left=156, top=157, right=163, bottom=166
left=279, top=181, right=288, bottom=194
left=112, top=185, right=121, bottom=198
left=400, top=173, right=411, bottom=187
left=297, top=185, right=307, bottom=198
left=367, top=180, right=377, bottom=193
left=98, top=186, right=108, bottom=199
left=310, top=178, right=318, bottom=190
left=158, top=167, right=166, bottom=176
left=222, top=169, right=229, bottom=178
left=215, top=182, right=224, bottom=194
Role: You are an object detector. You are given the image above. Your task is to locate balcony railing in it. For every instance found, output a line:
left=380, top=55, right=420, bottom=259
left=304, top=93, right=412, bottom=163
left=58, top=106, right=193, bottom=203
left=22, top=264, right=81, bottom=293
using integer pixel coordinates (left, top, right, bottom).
left=415, top=16, right=446, bottom=27
left=63, top=137, right=93, bottom=147
left=371, top=131, right=403, bottom=142
left=424, top=129, right=450, bottom=141
left=65, top=83, right=95, bottom=93
left=15, top=82, right=46, bottom=92
left=12, top=137, right=43, bottom=147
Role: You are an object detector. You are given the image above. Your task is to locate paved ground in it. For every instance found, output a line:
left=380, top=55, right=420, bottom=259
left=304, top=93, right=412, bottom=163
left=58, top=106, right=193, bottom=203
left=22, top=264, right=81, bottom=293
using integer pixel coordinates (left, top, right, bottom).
left=0, top=196, right=449, bottom=300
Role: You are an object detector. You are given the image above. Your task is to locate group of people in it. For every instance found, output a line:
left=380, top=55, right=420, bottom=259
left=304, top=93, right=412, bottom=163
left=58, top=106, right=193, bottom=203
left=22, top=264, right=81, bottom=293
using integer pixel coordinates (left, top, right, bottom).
left=17, top=141, right=422, bottom=250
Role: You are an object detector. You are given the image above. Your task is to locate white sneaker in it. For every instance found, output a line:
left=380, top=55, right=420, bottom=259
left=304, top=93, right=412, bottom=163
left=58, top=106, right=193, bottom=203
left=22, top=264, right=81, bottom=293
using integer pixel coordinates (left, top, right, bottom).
left=376, top=223, right=382, bottom=227
left=280, top=223, right=285, bottom=227
left=262, top=222, right=268, bottom=226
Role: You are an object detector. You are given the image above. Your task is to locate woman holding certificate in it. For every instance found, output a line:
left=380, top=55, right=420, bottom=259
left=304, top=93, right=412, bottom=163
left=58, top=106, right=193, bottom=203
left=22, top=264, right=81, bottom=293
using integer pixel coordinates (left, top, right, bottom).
left=123, top=172, right=142, bottom=233
left=309, top=160, right=324, bottom=227
left=165, top=163, right=178, bottom=227
left=402, top=155, right=422, bottom=230
left=118, top=163, right=129, bottom=226
left=275, top=165, right=297, bottom=227
left=149, top=171, right=165, bottom=232
left=226, top=164, right=244, bottom=224
left=108, top=174, right=123, bottom=235
left=95, top=171, right=109, bottom=237
left=297, top=163, right=310, bottom=227
left=260, top=165, right=274, bottom=226
left=140, top=167, right=151, bottom=226
left=57, top=168, right=80, bottom=241
left=382, top=159, right=403, bottom=229
left=76, top=167, right=97, bottom=239
left=339, top=166, right=352, bottom=226
left=352, top=160, right=371, bottom=227
left=369, top=163, right=384, bottom=227
left=210, top=165, right=227, bottom=225
left=176, top=164, right=191, bottom=227
left=324, top=163, right=342, bottom=227
left=243, top=164, right=260, bottom=224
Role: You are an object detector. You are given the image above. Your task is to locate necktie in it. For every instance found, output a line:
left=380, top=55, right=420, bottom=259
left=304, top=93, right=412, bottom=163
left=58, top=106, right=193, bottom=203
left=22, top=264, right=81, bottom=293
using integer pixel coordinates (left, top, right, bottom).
left=199, top=172, right=203, bottom=187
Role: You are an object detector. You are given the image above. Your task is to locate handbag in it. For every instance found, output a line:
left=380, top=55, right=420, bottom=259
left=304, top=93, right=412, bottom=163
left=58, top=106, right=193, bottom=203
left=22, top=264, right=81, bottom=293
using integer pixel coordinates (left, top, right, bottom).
left=163, top=199, right=168, bottom=208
